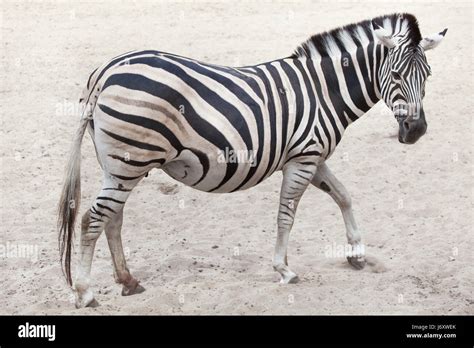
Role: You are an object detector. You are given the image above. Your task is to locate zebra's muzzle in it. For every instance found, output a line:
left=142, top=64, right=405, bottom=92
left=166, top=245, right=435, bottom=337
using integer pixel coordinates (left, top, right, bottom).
left=397, top=110, right=427, bottom=144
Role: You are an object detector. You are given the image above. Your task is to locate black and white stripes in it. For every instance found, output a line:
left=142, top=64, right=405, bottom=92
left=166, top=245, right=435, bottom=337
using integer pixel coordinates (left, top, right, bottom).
left=58, top=13, right=447, bottom=307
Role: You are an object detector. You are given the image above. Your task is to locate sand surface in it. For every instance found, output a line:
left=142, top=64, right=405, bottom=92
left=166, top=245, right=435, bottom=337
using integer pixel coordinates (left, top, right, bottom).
left=1, top=0, right=473, bottom=314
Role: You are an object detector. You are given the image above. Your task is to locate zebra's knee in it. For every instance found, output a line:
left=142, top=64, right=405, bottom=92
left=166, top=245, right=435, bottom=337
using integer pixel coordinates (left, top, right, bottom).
left=335, top=189, right=352, bottom=210
left=339, top=195, right=352, bottom=209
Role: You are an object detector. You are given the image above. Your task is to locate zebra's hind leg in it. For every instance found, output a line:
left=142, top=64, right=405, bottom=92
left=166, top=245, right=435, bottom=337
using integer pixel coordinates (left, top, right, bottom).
left=311, top=162, right=366, bottom=270
left=74, top=177, right=138, bottom=308
left=105, top=208, right=145, bottom=296
left=273, top=161, right=317, bottom=284
left=74, top=210, right=99, bottom=308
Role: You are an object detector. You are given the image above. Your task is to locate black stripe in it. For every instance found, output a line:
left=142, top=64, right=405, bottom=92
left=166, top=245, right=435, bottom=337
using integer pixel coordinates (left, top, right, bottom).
left=317, top=109, right=333, bottom=159
left=98, top=103, right=183, bottom=152
left=97, top=196, right=125, bottom=204
left=110, top=173, right=144, bottom=181
left=313, top=124, right=324, bottom=148
left=96, top=203, right=117, bottom=214
left=103, top=187, right=131, bottom=192
left=320, top=57, right=356, bottom=125
left=187, top=147, right=210, bottom=187
left=292, top=60, right=319, bottom=151
left=99, top=127, right=166, bottom=152
left=266, top=63, right=289, bottom=171
left=253, top=66, right=277, bottom=185
left=108, top=154, right=165, bottom=167
left=88, top=50, right=159, bottom=97
left=286, top=151, right=322, bottom=162
left=375, top=45, right=386, bottom=92
left=280, top=60, right=304, bottom=134
left=90, top=207, right=109, bottom=219
left=340, top=51, right=371, bottom=112
left=305, top=60, right=340, bottom=148
left=294, top=172, right=310, bottom=181
left=279, top=211, right=293, bottom=219
left=86, top=67, right=98, bottom=89
left=357, top=42, right=379, bottom=104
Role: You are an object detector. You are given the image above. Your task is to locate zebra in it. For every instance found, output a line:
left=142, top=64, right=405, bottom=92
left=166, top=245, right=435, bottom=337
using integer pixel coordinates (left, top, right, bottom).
left=58, top=13, right=447, bottom=308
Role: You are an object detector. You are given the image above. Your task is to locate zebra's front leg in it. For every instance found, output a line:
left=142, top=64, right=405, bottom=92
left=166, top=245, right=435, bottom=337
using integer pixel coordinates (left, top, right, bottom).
left=273, top=161, right=317, bottom=284
left=311, top=162, right=366, bottom=270
left=105, top=208, right=145, bottom=296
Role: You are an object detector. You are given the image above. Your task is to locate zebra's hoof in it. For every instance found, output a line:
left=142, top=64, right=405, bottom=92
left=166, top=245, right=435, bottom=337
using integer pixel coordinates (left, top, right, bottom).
left=122, top=281, right=146, bottom=296
left=280, top=272, right=300, bottom=284
left=75, top=290, right=98, bottom=309
left=86, top=298, right=100, bottom=308
left=347, top=256, right=366, bottom=270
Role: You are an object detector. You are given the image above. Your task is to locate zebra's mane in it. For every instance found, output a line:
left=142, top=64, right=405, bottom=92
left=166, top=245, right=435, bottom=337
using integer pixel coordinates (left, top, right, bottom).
left=291, top=13, right=422, bottom=59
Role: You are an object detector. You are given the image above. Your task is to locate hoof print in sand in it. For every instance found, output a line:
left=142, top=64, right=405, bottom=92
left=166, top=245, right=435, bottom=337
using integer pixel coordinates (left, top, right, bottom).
left=158, top=183, right=180, bottom=195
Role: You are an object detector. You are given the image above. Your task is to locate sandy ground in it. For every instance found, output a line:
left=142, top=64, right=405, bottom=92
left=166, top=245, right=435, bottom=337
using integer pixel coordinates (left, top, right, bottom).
left=0, top=0, right=473, bottom=315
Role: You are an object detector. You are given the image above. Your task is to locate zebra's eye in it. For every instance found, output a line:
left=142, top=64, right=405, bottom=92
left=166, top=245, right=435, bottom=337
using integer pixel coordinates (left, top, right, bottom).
left=391, top=70, right=401, bottom=80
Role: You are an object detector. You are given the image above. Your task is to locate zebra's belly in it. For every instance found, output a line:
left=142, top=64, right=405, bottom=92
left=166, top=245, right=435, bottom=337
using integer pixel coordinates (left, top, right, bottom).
left=161, top=147, right=267, bottom=193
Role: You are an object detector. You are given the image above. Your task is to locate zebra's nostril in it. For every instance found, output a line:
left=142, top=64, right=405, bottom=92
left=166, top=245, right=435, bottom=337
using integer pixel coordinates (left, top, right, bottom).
left=403, top=121, right=410, bottom=131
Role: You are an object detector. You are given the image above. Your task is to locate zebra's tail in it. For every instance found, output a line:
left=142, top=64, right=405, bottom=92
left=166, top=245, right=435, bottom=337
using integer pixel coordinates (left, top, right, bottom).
left=58, top=114, right=90, bottom=287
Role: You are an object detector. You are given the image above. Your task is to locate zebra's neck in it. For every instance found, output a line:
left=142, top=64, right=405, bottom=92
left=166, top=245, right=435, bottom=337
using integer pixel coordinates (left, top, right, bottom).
left=256, top=40, right=386, bottom=139
left=300, top=41, right=386, bottom=125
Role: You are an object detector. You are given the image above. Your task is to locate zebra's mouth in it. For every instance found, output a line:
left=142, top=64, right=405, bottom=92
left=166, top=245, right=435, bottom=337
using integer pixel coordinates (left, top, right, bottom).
left=398, top=134, right=416, bottom=144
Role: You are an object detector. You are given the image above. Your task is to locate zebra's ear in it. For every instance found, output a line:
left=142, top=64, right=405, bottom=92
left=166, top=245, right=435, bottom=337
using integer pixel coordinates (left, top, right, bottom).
left=420, top=28, right=448, bottom=51
left=374, top=27, right=396, bottom=49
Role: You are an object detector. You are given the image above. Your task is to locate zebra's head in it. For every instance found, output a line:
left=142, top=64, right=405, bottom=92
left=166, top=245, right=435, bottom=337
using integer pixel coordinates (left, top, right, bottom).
left=374, top=22, right=447, bottom=144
